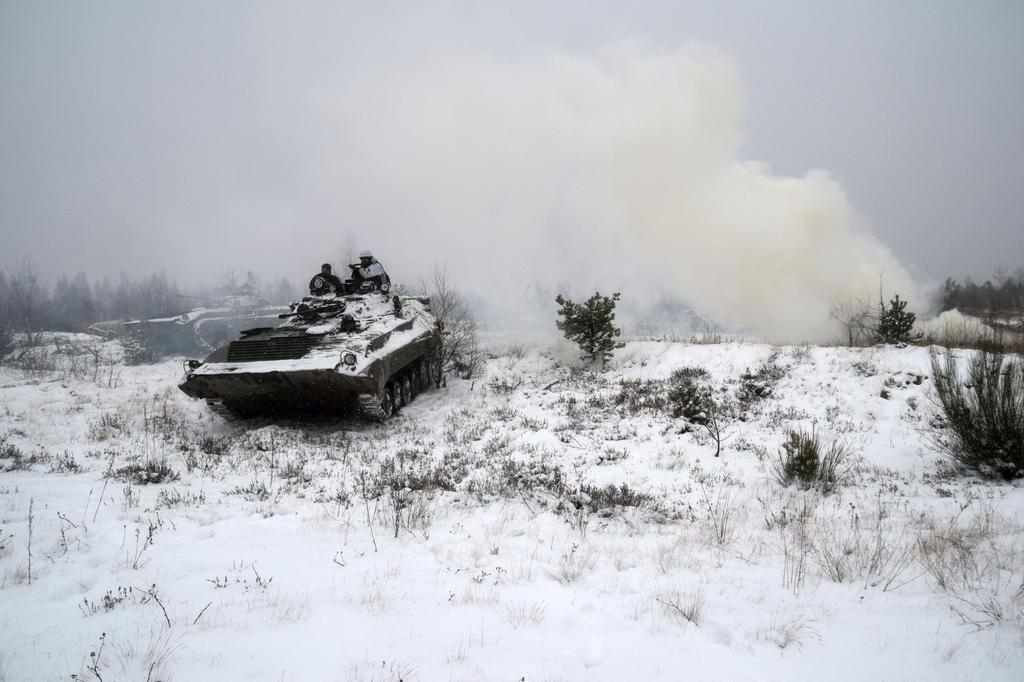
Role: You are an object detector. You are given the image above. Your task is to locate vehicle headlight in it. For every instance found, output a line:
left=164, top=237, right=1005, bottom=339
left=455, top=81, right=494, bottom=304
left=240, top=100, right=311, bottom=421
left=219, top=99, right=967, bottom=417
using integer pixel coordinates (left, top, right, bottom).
left=342, top=352, right=357, bottom=367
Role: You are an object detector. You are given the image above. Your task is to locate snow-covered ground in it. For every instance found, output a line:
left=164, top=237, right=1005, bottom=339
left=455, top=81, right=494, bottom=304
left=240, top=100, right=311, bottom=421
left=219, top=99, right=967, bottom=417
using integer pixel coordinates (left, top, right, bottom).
left=1, top=335, right=1022, bottom=681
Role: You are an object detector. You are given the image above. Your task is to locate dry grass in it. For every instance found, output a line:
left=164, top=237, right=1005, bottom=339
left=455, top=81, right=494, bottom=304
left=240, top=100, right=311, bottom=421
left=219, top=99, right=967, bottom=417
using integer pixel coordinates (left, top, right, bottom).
left=762, top=613, right=821, bottom=651
left=548, top=542, right=597, bottom=584
left=656, top=589, right=705, bottom=627
left=505, top=601, right=546, bottom=628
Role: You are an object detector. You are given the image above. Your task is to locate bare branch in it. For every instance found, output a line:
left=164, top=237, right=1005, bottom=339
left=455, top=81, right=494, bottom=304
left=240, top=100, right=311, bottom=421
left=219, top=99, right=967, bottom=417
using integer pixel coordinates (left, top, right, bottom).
left=829, top=296, right=877, bottom=347
left=192, top=601, right=213, bottom=625
left=423, top=266, right=482, bottom=380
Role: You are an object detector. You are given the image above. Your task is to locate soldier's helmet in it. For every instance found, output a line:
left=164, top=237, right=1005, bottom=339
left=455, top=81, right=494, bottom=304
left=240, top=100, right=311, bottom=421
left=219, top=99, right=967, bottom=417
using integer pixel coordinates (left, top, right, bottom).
left=358, top=250, right=373, bottom=261
left=321, top=263, right=332, bottom=273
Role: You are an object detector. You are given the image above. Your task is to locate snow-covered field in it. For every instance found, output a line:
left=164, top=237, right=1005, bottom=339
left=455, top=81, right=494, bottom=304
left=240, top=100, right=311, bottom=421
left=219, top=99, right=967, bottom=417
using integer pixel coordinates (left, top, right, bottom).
left=1, top=335, right=1022, bottom=681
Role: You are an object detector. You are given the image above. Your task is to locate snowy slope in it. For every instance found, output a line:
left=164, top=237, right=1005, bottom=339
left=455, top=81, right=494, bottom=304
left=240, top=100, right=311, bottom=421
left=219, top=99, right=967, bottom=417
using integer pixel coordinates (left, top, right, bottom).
left=0, top=339, right=1021, bottom=681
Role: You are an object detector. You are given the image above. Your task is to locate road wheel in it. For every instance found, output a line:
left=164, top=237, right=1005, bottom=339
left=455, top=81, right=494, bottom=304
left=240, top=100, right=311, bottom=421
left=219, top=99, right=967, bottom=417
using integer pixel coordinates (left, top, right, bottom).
left=413, top=362, right=426, bottom=393
left=408, top=366, right=420, bottom=398
left=379, top=384, right=396, bottom=418
left=358, top=388, right=394, bottom=420
left=429, top=357, right=443, bottom=388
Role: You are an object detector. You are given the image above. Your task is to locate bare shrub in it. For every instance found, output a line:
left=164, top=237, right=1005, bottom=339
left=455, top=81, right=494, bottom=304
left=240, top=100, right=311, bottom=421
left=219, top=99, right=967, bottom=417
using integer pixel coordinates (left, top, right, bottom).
left=596, top=446, right=629, bottom=465
left=657, top=589, right=705, bottom=627
left=5, top=345, right=57, bottom=375
left=914, top=501, right=1023, bottom=630
left=0, top=439, right=49, bottom=471
left=112, top=457, right=179, bottom=485
left=916, top=513, right=988, bottom=593
left=487, top=374, right=523, bottom=394
left=49, top=450, right=81, bottom=473
left=560, top=481, right=652, bottom=536
left=574, top=483, right=652, bottom=514
left=699, top=482, right=738, bottom=545
left=667, top=368, right=731, bottom=457
left=489, top=451, right=567, bottom=499
left=763, top=614, right=821, bottom=650
left=79, top=585, right=146, bottom=617
left=830, top=296, right=876, bottom=347
left=88, top=412, right=128, bottom=441
left=155, top=488, right=207, bottom=509
left=49, top=336, right=121, bottom=386
left=737, top=357, right=786, bottom=405
left=614, top=378, right=667, bottom=415
left=0, top=435, right=24, bottom=463
left=930, top=349, right=1024, bottom=479
left=779, top=496, right=816, bottom=595
left=121, top=329, right=160, bottom=365
left=489, top=404, right=519, bottom=422
left=851, top=358, right=878, bottom=377
left=764, top=405, right=812, bottom=430
left=125, top=517, right=163, bottom=570
left=227, top=479, right=271, bottom=501
left=698, top=395, right=731, bottom=458
left=279, top=456, right=311, bottom=485
left=789, top=344, right=812, bottom=363
left=948, top=575, right=1022, bottom=631
left=198, top=435, right=229, bottom=456
left=71, top=627, right=178, bottom=681
left=361, top=448, right=448, bottom=540
left=549, top=542, right=596, bottom=584
left=442, top=408, right=487, bottom=445
left=810, top=493, right=917, bottom=588
left=505, top=601, right=546, bottom=629
left=0, top=325, right=13, bottom=361
left=427, top=267, right=482, bottom=381
left=6, top=264, right=44, bottom=343
left=519, top=415, right=547, bottom=431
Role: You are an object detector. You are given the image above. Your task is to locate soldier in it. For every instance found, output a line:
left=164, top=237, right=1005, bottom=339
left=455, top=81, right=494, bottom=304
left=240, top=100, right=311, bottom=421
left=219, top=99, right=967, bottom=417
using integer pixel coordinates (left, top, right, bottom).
left=350, top=250, right=391, bottom=293
left=308, top=263, right=344, bottom=296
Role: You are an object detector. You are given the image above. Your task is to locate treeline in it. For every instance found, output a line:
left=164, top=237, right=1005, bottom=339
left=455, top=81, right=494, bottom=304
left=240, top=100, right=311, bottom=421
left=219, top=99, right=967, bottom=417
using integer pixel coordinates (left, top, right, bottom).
left=940, top=269, right=1024, bottom=314
left=0, top=266, right=300, bottom=335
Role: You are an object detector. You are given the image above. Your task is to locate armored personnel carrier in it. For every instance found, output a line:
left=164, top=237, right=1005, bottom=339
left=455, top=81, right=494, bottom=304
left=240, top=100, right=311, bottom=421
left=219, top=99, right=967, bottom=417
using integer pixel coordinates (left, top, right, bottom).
left=178, top=292, right=440, bottom=418
left=90, top=290, right=289, bottom=356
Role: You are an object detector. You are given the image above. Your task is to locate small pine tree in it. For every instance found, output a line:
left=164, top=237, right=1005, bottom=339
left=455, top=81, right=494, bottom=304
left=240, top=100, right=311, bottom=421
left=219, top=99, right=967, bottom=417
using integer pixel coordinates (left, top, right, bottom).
left=667, top=367, right=712, bottom=424
left=777, top=430, right=820, bottom=486
left=876, top=294, right=921, bottom=344
left=555, top=291, right=622, bottom=368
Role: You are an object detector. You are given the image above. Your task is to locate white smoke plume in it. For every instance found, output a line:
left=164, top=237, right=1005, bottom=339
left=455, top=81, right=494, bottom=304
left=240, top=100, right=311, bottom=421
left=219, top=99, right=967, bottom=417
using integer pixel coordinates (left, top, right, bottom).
left=325, top=44, right=918, bottom=341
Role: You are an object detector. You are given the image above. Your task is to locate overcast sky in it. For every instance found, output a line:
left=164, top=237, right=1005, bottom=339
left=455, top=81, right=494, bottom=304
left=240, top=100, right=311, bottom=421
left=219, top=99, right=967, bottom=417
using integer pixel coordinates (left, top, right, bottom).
left=1, top=0, right=1021, bottom=292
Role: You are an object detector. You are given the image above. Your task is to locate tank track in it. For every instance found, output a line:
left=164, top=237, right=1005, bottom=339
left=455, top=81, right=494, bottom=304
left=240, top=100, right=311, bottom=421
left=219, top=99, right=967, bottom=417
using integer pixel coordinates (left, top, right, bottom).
left=358, top=361, right=432, bottom=421
left=206, top=400, right=241, bottom=420
left=358, top=394, right=389, bottom=420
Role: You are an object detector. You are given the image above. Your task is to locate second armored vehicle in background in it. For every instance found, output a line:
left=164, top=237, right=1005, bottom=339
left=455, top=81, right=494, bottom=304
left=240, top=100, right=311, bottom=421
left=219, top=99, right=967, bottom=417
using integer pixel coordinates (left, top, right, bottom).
left=90, top=289, right=289, bottom=357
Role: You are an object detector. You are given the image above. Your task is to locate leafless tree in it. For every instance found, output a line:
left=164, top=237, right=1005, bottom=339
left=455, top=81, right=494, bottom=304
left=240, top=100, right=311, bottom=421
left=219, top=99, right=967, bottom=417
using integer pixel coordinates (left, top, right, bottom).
left=701, top=395, right=730, bottom=458
left=830, top=297, right=876, bottom=347
left=8, top=262, right=45, bottom=345
left=424, top=267, right=482, bottom=381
